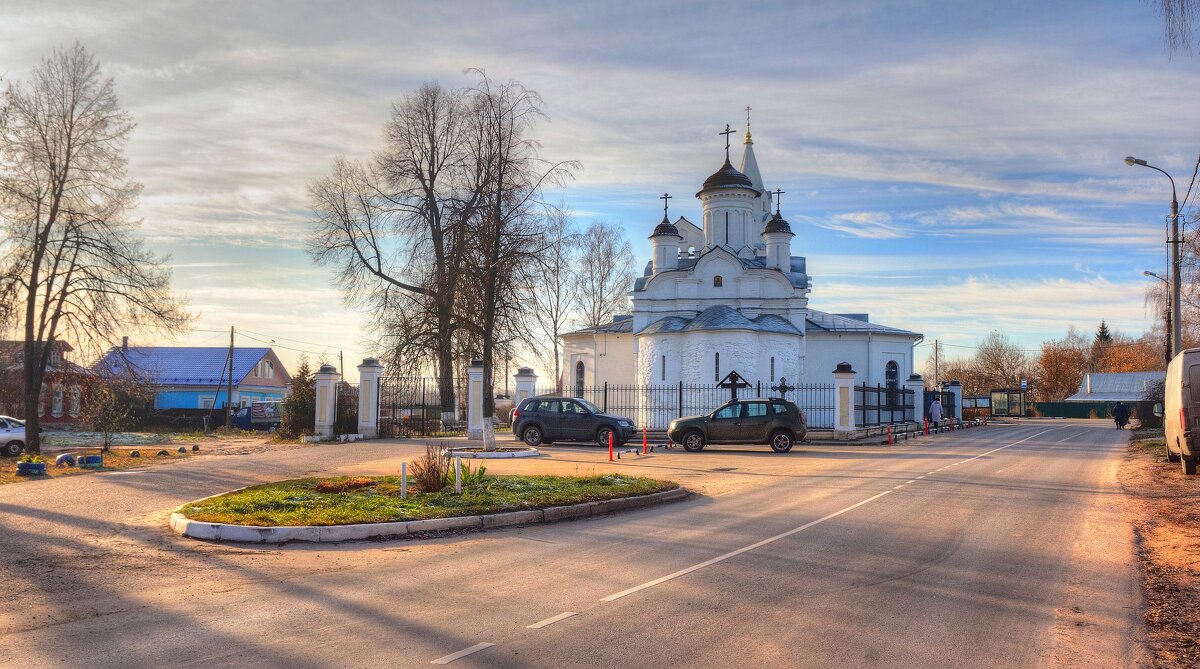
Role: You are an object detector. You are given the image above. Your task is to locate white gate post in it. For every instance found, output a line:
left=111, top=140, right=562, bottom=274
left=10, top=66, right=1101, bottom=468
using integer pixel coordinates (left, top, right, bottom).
left=906, top=374, right=925, bottom=424
left=946, top=380, right=963, bottom=422
left=356, top=358, right=384, bottom=438
left=513, top=367, right=538, bottom=407
left=467, top=359, right=484, bottom=441
left=833, top=362, right=857, bottom=440
left=314, top=364, right=341, bottom=439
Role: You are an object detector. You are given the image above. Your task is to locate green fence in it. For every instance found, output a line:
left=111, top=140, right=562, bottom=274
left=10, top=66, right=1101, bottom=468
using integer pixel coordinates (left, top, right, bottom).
left=1033, top=401, right=1161, bottom=426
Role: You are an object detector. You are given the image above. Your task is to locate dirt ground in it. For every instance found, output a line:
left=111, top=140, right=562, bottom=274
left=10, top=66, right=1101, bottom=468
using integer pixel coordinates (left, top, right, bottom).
left=0, top=434, right=315, bottom=485
left=1121, top=431, right=1200, bottom=669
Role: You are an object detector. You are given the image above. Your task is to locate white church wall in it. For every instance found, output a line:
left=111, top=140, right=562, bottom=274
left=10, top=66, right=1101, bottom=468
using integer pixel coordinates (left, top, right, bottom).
left=562, top=333, right=637, bottom=390
left=804, top=333, right=917, bottom=387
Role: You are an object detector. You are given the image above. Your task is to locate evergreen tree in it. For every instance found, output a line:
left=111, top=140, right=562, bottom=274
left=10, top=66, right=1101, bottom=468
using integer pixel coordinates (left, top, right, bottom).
left=1095, top=321, right=1113, bottom=344
left=279, top=356, right=315, bottom=438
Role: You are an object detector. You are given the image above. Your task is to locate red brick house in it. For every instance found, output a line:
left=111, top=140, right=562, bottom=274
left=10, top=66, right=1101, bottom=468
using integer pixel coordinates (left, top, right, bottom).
left=0, top=340, right=93, bottom=423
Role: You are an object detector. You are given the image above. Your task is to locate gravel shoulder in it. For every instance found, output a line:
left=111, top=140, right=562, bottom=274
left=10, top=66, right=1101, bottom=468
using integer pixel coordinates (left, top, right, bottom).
left=1120, top=432, right=1200, bottom=669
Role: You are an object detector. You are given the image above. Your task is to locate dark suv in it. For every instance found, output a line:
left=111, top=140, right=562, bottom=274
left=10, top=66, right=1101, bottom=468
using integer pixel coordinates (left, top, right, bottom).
left=512, top=396, right=637, bottom=447
left=668, top=398, right=807, bottom=453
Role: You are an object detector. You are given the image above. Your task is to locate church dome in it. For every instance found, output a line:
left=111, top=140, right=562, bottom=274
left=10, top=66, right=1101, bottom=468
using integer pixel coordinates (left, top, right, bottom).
left=649, top=214, right=682, bottom=238
left=697, top=158, right=759, bottom=196
left=763, top=211, right=794, bottom=235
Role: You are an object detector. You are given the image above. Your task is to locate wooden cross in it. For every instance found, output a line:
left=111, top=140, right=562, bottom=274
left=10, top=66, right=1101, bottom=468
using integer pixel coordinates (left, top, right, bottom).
left=772, top=188, right=785, bottom=215
left=660, top=192, right=672, bottom=218
left=771, top=377, right=796, bottom=398
left=717, top=370, right=751, bottom=401
left=719, top=124, right=735, bottom=159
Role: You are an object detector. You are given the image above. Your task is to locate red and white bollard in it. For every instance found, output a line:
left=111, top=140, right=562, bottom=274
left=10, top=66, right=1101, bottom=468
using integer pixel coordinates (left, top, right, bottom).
left=643, top=427, right=648, bottom=455
left=887, top=423, right=893, bottom=445
left=609, top=431, right=614, bottom=462
left=924, top=418, right=929, bottom=436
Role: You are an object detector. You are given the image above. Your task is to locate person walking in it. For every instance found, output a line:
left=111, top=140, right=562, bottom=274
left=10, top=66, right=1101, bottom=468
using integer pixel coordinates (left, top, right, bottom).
left=1112, top=401, right=1130, bottom=430
left=929, top=397, right=944, bottom=426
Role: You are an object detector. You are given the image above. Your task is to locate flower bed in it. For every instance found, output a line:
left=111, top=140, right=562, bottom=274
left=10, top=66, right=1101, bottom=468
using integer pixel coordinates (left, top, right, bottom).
left=178, top=474, right=678, bottom=527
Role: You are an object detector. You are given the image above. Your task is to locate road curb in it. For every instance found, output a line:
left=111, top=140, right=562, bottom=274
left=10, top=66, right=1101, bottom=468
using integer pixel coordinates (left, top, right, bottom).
left=169, top=486, right=688, bottom=544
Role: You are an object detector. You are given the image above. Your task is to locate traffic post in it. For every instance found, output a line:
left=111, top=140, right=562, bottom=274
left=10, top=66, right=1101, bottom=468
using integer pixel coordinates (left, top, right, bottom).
left=643, top=427, right=648, bottom=455
left=609, top=432, right=614, bottom=462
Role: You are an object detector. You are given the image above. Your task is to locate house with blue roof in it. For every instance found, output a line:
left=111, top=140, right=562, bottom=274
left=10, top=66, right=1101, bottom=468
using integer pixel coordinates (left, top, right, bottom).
left=94, top=341, right=291, bottom=410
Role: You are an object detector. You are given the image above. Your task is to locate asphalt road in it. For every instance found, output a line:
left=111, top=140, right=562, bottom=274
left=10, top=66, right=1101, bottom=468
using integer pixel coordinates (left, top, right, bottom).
left=0, top=421, right=1141, bottom=668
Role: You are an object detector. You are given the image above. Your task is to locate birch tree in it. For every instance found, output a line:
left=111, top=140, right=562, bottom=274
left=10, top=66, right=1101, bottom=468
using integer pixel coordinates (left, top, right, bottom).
left=574, top=220, right=635, bottom=329
left=526, top=208, right=580, bottom=389
left=0, top=44, right=189, bottom=453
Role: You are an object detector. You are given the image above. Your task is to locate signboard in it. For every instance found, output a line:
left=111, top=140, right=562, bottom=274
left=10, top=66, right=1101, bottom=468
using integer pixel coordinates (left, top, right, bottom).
left=1019, top=378, right=1028, bottom=391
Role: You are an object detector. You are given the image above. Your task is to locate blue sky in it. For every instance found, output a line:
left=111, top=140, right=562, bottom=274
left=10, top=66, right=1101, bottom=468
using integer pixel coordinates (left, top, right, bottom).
left=2, top=0, right=1198, bottom=381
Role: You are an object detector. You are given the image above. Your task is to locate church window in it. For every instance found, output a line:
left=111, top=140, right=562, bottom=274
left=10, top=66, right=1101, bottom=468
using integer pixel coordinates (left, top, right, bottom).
left=714, top=352, right=720, bottom=382
left=886, top=361, right=899, bottom=409
left=575, top=361, right=585, bottom=397
left=713, top=275, right=723, bottom=288
left=687, top=246, right=696, bottom=257
left=770, top=357, right=775, bottom=381
left=661, top=355, right=666, bottom=381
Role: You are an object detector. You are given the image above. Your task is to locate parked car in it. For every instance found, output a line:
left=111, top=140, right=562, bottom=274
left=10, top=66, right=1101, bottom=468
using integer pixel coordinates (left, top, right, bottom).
left=1, top=416, right=27, bottom=457
left=668, top=398, right=807, bottom=453
left=512, top=396, right=636, bottom=447
left=1164, top=348, right=1200, bottom=474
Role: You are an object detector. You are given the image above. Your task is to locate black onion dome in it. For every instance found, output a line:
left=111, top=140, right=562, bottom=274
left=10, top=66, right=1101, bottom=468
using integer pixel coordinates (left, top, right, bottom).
left=763, top=211, right=794, bottom=235
left=650, top=214, right=682, bottom=238
left=696, top=158, right=759, bottom=196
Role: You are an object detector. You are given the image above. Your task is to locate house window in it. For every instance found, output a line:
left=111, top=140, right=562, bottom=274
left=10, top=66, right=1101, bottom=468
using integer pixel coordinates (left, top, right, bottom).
left=714, top=352, right=720, bottom=383
left=52, top=385, right=64, bottom=417
left=37, top=387, right=45, bottom=416
left=200, top=396, right=215, bottom=410
left=255, top=360, right=274, bottom=379
left=713, top=275, right=723, bottom=287
left=661, top=355, right=666, bottom=381
left=69, top=386, right=81, bottom=418
left=886, top=361, right=899, bottom=408
left=575, top=361, right=585, bottom=397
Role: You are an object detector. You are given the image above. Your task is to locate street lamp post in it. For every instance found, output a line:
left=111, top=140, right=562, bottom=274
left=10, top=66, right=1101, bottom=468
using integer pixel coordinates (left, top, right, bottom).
left=1145, top=270, right=1172, bottom=364
left=1126, top=156, right=1182, bottom=359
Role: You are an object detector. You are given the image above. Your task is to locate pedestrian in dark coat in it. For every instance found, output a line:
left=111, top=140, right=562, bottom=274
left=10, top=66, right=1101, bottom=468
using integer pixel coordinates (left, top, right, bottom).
left=1112, top=402, right=1130, bottom=430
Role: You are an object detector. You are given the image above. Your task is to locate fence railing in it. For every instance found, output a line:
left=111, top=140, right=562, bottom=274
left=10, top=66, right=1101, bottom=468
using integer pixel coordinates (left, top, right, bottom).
left=377, top=376, right=460, bottom=437
left=531, top=381, right=837, bottom=430
left=334, top=382, right=359, bottom=436
left=855, top=384, right=915, bottom=427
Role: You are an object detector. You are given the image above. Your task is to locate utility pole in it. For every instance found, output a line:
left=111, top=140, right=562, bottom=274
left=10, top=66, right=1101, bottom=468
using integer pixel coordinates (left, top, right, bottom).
left=934, top=339, right=940, bottom=386
left=227, top=326, right=235, bottom=426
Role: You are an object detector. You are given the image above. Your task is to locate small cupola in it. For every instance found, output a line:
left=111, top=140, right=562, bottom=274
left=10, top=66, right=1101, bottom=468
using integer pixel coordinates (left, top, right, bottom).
left=762, top=188, right=794, bottom=271
left=649, top=193, right=682, bottom=273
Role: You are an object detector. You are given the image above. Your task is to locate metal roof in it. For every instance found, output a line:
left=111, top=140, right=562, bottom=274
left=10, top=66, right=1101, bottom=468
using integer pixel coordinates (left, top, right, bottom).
left=697, top=158, right=760, bottom=197
left=640, top=305, right=803, bottom=336
left=804, top=309, right=921, bottom=336
left=1064, top=371, right=1165, bottom=402
left=94, top=346, right=273, bottom=386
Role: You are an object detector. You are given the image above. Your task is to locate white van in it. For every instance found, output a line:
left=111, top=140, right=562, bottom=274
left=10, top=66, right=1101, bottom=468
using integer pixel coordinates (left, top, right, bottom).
left=1163, top=348, right=1200, bottom=474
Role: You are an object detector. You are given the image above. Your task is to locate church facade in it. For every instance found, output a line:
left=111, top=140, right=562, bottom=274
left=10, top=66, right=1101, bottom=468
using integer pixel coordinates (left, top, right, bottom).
left=561, top=120, right=922, bottom=425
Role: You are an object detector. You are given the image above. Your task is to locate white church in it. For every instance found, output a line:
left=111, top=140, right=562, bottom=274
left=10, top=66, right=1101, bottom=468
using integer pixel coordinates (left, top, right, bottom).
left=560, top=118, right=922, bottom=423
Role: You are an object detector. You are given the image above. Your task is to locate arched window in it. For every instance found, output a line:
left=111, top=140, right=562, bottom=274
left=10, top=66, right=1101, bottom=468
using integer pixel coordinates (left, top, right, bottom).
left=687, top=246, right=696, bottom=257
left=69, top=386, right=81, bottom=418
left=575, top=361, right=585, bottom=397
left=714, top=352, right=720, bottom=382
left=52, top=385, right=64, bottom=417
left=713, top=275, right=723, bottom=287
left=886, top=361, right=899, bottom=409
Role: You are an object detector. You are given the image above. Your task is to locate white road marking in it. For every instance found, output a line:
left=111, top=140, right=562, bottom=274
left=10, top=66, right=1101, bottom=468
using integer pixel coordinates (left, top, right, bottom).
left=917, top=476, right=925, bottom=479
left=600, top=490, right=894, bottom=602
left=527, top=611, right=579, bottom=629
left=431, top=642, right=495, bottom=664
left=598, top=425, right=1071, bottom=604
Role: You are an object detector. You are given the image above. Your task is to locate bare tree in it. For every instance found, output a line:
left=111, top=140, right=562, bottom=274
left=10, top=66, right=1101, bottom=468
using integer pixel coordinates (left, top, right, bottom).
left=574, top=220, right=635, bottom=329
left=309, top=82, right=471, bottom=423
left=457, top=73, right=576, bottom=435
left=1155, top=0, right=1199, bottom=55
left=525, top=207, right=580, bottom=390
left=972, top=331, right=1031, bottom=392
left=0, top=44, right=190, bottom=453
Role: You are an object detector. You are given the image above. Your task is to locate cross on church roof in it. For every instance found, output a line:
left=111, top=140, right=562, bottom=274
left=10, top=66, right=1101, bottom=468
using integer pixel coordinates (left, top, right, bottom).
left=772, top=188, right=785, bottom=215
left=719, top=124, right=735, bottom=160
left=660, top=192, right=672, bottom=218
left=745, top=106, right=752, bottom=141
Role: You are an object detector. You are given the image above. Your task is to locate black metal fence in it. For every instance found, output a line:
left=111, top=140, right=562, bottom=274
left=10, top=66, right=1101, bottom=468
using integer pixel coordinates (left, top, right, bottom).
left=855, top=384, right=916, bottom=426
left=377, top=376, right=459, bottom=437
left=530, top=381, right=836, bottom=430
left=925, top=389, right=956, bottom=422
left=334, top=382, right=359, bottom=436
